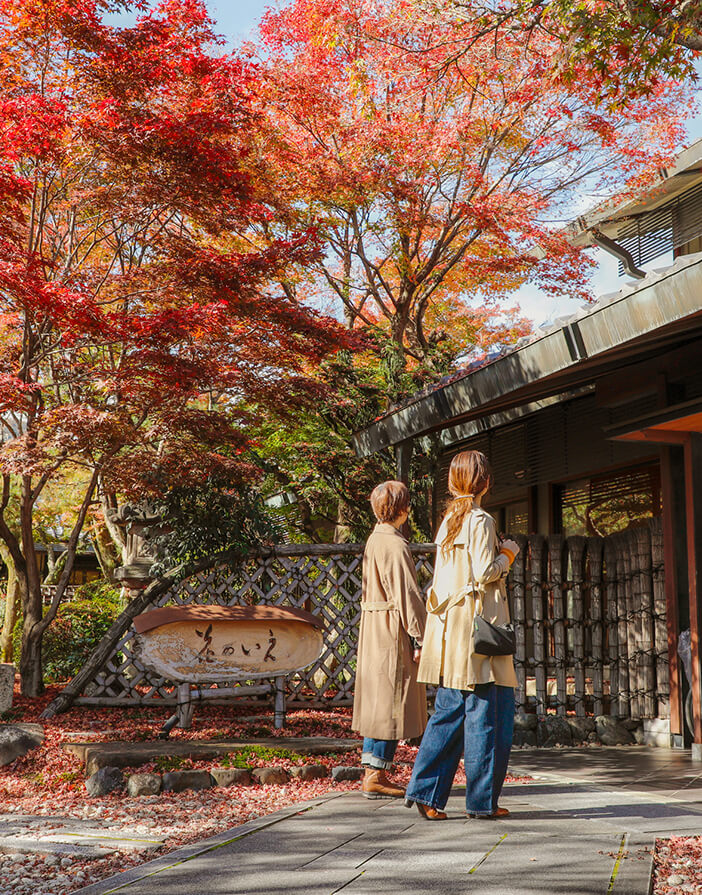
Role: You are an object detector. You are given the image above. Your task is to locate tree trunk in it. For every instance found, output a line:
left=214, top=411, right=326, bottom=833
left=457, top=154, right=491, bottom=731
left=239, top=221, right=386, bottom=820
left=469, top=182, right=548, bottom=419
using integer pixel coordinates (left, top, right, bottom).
left=19, top=569, right=43, bottom=697
left=0, top=545, right=21, bottom=664
left=91, top=518, right=120, bottom=584
left=43, top=550, right=67, bottom=586
left=333, top=500, right=353, bottom=544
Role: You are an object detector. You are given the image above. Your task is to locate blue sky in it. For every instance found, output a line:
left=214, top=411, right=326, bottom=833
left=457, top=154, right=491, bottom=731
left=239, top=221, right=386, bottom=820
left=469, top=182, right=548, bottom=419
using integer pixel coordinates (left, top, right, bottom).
left=117, top=1, right=701, bottom=326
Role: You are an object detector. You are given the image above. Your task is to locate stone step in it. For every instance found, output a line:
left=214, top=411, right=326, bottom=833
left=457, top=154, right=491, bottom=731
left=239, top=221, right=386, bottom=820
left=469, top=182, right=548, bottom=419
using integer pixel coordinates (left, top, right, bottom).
left=63, top=736, right=359, bottom=776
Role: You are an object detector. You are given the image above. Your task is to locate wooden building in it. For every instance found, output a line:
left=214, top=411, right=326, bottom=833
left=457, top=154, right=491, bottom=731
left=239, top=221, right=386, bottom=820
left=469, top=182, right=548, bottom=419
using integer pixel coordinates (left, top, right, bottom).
left=353, top=140, right=702, bottom=759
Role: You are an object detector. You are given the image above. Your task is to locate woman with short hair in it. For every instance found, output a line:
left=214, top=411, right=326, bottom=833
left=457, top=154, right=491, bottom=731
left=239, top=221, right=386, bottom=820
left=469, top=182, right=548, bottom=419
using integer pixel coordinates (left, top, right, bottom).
left=405, top=450, right=520, bottom=820
left=352, top=480, right=428, bottom=799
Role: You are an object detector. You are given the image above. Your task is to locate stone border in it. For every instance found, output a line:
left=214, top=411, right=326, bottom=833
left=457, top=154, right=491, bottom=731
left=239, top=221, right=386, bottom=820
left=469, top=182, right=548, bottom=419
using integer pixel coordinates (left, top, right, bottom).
left=86, top=764, right=363, bottom=797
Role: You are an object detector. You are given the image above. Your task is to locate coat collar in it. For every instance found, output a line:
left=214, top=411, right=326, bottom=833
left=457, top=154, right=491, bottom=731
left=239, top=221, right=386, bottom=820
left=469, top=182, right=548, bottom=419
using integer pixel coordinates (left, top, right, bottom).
left=373, top=522, right=407, bottom=541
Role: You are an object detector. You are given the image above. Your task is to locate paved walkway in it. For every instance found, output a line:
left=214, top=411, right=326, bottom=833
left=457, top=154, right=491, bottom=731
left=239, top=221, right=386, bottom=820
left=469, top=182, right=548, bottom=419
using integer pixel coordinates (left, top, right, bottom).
left=75, top=747, right=702, bottom=895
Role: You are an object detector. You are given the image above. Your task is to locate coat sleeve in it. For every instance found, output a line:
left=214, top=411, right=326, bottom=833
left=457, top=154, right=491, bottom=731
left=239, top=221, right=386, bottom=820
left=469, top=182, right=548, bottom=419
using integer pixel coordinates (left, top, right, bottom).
left=469, top=514, right=510, bottom=586
left=380, top=542, right=427, bottom=644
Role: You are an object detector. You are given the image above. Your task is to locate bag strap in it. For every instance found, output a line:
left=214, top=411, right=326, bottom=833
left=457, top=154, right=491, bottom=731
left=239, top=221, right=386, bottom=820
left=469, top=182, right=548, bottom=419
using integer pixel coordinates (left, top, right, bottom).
left=467, top=513, right=483, bottom=619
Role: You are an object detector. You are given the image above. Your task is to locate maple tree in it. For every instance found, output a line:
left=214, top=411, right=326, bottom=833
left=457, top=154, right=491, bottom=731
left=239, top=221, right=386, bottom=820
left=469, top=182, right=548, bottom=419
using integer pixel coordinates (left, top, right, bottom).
left=0, top=0, right=349, bottom=695
left=442, top=1, right=701, bottom=102
left=256, top=0, right=689, bottom=373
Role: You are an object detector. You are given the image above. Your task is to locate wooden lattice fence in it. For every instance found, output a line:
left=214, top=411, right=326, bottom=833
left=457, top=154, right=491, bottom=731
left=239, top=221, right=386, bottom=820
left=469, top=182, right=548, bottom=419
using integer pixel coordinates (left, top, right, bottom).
left=46, top=518, right=668, bottom=720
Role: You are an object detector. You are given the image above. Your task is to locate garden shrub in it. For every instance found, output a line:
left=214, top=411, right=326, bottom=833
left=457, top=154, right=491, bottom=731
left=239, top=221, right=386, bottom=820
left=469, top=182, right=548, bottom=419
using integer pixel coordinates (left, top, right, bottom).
left=13, top=578, right=122, bottom=683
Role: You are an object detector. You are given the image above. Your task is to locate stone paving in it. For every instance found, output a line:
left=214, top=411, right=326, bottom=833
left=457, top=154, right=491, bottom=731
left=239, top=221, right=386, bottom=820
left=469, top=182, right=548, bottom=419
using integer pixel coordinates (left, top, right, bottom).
left=69, top=747, right=702, bottom=895
left=0, top=815, right=166, bottom=861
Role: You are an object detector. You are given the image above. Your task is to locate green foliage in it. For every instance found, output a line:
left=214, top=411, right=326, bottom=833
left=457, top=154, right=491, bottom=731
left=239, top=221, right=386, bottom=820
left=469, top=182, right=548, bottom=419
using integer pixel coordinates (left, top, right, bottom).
left=154, top=755, right=192, bottom=772
left=12, top=579, right=121, bottom=683
left=220, top=745, right=308, bottom=767
left=150, top=479, right=284, bottom=574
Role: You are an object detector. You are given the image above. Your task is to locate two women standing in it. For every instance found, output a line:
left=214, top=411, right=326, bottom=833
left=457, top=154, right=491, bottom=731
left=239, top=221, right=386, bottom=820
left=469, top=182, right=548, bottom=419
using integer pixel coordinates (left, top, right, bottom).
left=352, top=451, right=520, bottom=818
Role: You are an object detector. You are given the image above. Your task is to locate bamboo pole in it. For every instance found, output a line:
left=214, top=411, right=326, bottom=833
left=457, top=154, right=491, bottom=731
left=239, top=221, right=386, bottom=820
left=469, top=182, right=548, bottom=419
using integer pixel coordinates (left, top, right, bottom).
left=549, top=535, right=566, bottom=716
left=511, top=535, right=528, bottom=713
left=636, top=526, right=655, bottom=718
left=587, top=537, right=605, bottom=716
left=529, top=535, right=547, bottom=716
left=569, top=536, right=587, bottom=718
left=617, top=534, right=632, bottom=719
left=649, top=516, right=669, bottom=719
left=604, top=538, right=620, bottom=716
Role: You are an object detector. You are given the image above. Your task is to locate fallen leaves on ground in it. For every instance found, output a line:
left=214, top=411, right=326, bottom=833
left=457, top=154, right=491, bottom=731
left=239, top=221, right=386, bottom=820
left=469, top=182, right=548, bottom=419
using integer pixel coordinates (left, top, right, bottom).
left=652, top=835, right=702, bottom=894
left=1, top=684, right=532, bottom=893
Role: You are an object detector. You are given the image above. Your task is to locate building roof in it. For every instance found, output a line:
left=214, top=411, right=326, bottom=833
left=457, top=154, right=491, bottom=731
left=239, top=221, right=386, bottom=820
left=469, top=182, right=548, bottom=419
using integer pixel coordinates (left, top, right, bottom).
left=568, top=137, right=702, bottom=249
left=353, top=251, right=702, bottom=457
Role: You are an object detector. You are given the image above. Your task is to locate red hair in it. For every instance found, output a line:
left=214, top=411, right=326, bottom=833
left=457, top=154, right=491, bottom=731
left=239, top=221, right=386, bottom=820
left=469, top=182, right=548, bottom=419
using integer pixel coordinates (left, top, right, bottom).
left=440, top=450, right=493, bottom=554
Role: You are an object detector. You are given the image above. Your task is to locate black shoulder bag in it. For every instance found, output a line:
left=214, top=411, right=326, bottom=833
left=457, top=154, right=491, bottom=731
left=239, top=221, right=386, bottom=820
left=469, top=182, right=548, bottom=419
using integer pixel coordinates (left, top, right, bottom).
left=469, top=517, right=516, bottom=657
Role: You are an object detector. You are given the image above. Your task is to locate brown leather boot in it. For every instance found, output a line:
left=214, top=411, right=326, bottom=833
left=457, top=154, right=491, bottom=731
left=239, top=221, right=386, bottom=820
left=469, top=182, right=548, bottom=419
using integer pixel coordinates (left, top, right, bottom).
left=361, top=768, right=405, bottom=799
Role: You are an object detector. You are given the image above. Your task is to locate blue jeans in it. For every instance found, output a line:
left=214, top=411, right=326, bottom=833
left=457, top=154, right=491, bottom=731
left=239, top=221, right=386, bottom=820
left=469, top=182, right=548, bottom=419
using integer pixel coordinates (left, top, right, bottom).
left=361, top=737, right=398, bottom=770
left=405, top=683, right=514, bottom=815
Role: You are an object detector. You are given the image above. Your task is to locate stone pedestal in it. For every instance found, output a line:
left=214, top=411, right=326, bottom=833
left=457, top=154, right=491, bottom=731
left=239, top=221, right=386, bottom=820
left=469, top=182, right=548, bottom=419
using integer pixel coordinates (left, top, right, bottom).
left=0, top=664, right=14, bottom=714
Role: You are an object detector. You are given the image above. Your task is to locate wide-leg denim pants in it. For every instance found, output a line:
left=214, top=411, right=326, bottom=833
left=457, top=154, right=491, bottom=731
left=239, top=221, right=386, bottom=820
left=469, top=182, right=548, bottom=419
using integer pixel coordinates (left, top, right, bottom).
left=405, top=683, right=514, bottom=815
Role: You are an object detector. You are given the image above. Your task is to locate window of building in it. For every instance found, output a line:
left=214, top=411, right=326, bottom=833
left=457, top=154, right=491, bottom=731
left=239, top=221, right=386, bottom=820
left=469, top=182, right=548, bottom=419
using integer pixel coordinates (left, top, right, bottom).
left=556, top=464, right=661, bottom=538
left=488, top=500, right=529, bottom=536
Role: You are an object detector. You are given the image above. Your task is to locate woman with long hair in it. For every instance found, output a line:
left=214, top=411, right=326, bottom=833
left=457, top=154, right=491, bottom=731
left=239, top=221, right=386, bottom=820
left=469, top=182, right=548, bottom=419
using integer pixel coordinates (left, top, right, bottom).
left=404, top=450, right=520, bottom=820
left=352, top=480, right=427, bottom=799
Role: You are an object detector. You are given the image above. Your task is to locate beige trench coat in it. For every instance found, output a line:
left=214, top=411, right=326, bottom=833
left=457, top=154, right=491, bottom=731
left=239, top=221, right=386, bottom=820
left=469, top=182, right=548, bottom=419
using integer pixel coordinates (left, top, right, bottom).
left=417, top=507, right=517, bottom=691
left=351, top=523, right=428, bottom=741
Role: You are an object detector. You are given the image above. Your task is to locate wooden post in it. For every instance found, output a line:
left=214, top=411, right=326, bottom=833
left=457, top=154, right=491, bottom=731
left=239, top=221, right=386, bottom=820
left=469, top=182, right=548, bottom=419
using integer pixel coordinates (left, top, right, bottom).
left=649, top=516, right=669, bottom=719
left=511, top=536, right=528, bottom=713
left=604, top=538, right=620, bottom=716
left=549, top=535, right=566, bottom=716
left=684, top=433, right=702, bottom=757
left=569, top=536, right=587, bottom=718
left=588, top=537, right=605, bottom=716
left=529, top=535, right=547, bottom=716
left=660, top=446, right=684, bottom=738
left=395, top=440, right=412, bottom=485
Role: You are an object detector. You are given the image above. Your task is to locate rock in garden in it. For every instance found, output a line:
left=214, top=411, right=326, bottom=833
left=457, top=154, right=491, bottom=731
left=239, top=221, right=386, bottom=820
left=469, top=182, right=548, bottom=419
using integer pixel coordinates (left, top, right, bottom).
left=513, top=712, right=538, bottom=731
left=162, top=770, right=213, bottom=793
left=595, top=715, right=635, bottom=745
left=85, top=766, right=124, bottom=796
left=667, top=874, right=685, bottom=886
left=536, top=715, right=573, bottom=747
left=289, top=764, right=328, bottom=781
left=566, top=717, right=596, bottom=742
left=0, top=723, right=44, bottom=767
left=127, top=773, right=162, bottom=797
left=0, top=664, right=14, bottom=714
left=252, top=767, right=289, bottom=785
left=211, top=767, right=253, bottom=787
left=331, top=766, right=363, bottom=782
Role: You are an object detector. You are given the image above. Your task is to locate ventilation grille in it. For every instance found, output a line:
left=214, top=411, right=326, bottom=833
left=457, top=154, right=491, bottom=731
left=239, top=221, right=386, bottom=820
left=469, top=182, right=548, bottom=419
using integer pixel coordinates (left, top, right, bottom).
left=617, top=180, right=702, bottom=271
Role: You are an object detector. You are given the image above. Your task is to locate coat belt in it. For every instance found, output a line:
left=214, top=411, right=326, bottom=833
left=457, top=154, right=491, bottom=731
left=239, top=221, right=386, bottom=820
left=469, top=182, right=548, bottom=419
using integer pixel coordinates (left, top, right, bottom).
left=360, top=601, right=396, bottom=611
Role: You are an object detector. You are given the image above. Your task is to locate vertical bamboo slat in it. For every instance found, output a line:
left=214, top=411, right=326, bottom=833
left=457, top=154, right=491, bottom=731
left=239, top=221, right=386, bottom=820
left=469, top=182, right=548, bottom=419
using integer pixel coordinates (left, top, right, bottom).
left=636, top=526, right=655, bottom=718
left=529, top=535, right=547, bottom=715
left=604, top=538, right=620, bottom=716
left=650, top=516, right=669, bottom=718
left=511, top=536, right=528, bottom=714
left=569, top=537, right=587, bottom=717
left=587, top=537, right=605, bottom=716
left=550, top=536, right=566, bottom=715
left=617, top=535, right=632, bottom=719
